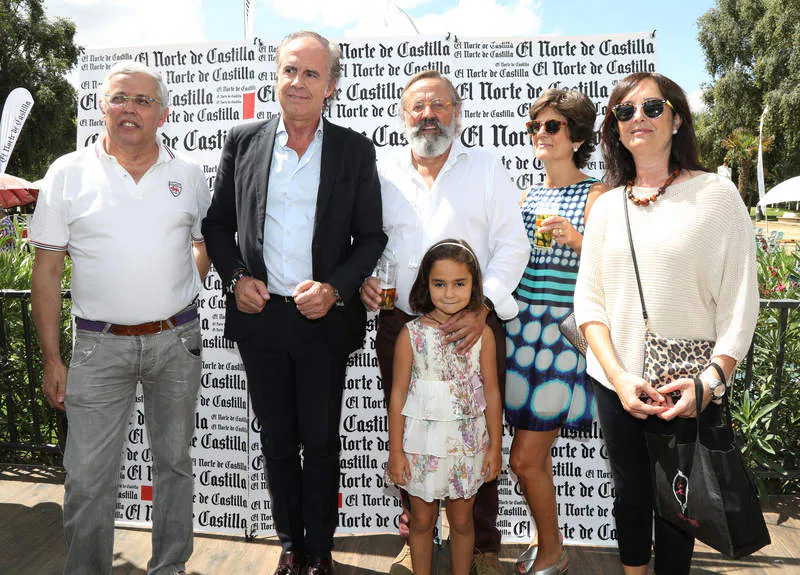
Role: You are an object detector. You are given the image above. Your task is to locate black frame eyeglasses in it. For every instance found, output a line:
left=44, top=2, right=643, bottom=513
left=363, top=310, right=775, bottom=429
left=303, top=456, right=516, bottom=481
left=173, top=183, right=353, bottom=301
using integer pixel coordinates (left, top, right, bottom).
left=612, top=98, right=673, bottom=122
left=525, top=119, right=568, bottom=136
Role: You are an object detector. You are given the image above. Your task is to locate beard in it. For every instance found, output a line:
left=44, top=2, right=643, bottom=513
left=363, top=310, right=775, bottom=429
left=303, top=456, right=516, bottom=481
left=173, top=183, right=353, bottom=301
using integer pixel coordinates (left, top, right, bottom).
left=403, top=116, right=458, bottom=158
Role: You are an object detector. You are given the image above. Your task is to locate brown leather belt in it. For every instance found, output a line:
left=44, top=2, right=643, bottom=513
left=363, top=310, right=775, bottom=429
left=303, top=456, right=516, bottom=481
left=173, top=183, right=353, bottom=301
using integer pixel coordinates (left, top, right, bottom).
left=76, top=307, right=199, bottom=336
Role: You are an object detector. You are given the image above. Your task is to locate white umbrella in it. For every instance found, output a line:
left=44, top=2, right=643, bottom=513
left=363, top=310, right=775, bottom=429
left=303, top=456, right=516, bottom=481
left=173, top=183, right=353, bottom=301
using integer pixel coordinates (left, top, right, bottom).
left=758, top=176, right=800, bottom=207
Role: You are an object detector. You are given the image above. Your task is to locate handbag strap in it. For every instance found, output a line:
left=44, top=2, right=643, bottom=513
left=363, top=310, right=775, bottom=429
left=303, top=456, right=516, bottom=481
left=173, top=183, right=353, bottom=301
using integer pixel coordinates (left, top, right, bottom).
left=622, top=189, right=649, bottom=326
left=693, top=376, right=735, bottom=440
left=693, top=377, right=704, bottom=441
left=706, top=361, right=727, bottom=385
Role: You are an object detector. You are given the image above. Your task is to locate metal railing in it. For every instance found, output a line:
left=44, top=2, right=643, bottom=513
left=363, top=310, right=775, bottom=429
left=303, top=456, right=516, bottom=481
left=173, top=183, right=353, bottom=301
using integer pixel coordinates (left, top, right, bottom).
left=2, top=290, right=799, bottom=479
left=739, top=298, right=800, bottom=481
left=0, top=290, right=69, bottom=462
left=741, top=299, right=799, bottom=400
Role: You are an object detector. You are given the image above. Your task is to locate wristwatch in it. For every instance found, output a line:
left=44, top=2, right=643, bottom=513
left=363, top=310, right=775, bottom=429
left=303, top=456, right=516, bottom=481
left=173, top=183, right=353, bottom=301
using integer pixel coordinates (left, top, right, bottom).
left=228, top=269, right=247, bottom=294
left=701, top=363, right=727, bottom=404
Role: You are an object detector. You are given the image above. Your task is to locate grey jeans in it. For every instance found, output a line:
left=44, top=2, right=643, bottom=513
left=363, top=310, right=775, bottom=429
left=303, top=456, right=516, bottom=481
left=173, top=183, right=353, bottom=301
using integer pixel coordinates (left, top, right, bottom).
left=62, top=318, right=201, bottom=575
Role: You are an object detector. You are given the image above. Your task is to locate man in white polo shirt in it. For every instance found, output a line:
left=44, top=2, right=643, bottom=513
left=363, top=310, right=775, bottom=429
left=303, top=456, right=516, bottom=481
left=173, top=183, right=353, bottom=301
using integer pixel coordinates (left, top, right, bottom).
left=30, top=61, right=210, bottom=575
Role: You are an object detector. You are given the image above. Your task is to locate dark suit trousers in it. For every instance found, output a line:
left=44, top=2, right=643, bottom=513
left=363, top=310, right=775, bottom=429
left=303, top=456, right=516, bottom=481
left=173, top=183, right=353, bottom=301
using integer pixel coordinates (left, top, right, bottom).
left=376, top=308, right=506, bottom=554
left=237, top=298, right=347, bottom=555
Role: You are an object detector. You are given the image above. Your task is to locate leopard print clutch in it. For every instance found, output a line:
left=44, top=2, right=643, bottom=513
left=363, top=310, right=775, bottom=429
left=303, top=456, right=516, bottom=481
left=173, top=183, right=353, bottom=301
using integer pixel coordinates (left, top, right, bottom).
left=643, top=328, right=714, bottom=399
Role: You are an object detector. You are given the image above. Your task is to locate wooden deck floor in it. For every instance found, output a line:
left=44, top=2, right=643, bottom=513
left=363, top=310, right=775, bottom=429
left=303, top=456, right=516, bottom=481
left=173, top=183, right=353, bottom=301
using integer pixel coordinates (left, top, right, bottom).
left=1, top=465, right=798, bottom=574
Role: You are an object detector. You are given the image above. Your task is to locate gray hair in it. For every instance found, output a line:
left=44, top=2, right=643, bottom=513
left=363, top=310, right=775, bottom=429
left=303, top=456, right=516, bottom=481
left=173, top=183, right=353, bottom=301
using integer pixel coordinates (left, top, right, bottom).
left=275, top=30, right=342, bottom=109
left=100, top=61, right=170, bottom=111
left=400, top=70, right=462, bottom=114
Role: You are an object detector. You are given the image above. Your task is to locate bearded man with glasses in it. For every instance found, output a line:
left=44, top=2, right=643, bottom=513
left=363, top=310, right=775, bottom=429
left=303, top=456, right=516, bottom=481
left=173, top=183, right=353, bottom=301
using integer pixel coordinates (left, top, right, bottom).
left=30, top=61, right=210, bottom=575
left=360, top=70, right=529, bottom=575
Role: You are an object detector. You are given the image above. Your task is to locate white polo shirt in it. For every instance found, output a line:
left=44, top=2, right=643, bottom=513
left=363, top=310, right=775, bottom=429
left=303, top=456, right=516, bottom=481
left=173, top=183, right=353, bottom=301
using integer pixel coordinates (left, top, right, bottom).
left=30, top=140, right=211, bottom=324
left=378, top=141, right=529, bottom=320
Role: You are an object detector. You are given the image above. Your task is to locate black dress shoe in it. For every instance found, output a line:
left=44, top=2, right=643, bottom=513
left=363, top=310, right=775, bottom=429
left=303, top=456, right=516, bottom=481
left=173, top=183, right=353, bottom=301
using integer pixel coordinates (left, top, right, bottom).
left=305, top=554, right=334, bottom=575
left=274, top=550, right=304, bottom=575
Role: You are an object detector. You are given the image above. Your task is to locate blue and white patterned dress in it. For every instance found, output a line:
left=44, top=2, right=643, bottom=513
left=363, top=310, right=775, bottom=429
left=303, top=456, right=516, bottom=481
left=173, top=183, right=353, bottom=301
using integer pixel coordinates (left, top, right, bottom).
left=504, top=178, right=596, bottom=431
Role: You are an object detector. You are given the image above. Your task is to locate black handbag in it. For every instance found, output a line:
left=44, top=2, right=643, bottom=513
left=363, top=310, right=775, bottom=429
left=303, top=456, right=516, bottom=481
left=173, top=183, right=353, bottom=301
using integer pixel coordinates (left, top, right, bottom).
left=645, top=378, right=771, bottom=558
left=558, top=311, right=587, bottom=356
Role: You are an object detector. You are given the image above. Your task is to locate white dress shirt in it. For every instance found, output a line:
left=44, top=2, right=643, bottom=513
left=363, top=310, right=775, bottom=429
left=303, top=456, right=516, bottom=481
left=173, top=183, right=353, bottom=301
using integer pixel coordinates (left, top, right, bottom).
left=263, top=117, right=324, bottom=296
left=378, top=140, right=529, bottom=320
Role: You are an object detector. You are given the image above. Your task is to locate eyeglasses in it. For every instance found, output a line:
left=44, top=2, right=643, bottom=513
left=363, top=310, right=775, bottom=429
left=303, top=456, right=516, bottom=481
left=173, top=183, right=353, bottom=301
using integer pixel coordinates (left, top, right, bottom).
left=405, top=99, right=453, bottom=117
left=105, top=94, right=162, bottom=108
left=525, top=119, right=568, bottom=136
left=612, top=98, right=673, bottom=122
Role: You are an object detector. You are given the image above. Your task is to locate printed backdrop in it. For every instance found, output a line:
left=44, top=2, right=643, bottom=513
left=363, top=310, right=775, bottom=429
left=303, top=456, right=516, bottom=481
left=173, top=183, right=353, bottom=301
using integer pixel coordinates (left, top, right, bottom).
left=75, top=32, right=657, bottom=545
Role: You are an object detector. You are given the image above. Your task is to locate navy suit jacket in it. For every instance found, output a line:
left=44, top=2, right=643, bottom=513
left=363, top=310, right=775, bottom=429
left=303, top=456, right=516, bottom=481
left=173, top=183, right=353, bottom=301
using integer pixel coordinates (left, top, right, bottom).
left=202, top=116, right=386, bottom=354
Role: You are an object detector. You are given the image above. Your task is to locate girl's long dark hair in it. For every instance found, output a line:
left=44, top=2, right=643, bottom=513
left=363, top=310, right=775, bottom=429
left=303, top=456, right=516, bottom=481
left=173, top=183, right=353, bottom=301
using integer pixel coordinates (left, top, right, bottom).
left=408, top=239, right=484, bottom=314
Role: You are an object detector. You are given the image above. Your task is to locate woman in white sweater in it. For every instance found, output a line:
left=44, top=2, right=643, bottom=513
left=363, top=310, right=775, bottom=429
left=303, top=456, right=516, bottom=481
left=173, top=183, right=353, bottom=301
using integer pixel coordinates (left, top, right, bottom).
left=574, top=72, right=758, bottom=575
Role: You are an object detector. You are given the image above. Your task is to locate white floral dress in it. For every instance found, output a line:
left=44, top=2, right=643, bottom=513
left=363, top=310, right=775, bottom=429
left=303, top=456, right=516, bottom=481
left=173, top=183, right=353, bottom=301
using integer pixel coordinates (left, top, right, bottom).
left=387, top=318, right=489, bottom=502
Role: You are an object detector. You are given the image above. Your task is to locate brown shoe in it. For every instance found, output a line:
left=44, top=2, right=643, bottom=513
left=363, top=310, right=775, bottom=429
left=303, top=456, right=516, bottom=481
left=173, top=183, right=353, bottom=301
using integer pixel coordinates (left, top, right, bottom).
left=474, top=551, right=506, bottom=575
left=389, top=545, right=413, bottom=575
left=274, top=550, right=304, bottom=575
left=305, top=554, right=334, bottom=575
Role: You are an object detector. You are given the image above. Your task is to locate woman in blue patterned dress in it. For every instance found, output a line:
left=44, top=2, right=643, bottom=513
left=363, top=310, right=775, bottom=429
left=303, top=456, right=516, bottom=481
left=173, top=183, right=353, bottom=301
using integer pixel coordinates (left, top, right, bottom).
left=505, top=89, right=607, bottom=574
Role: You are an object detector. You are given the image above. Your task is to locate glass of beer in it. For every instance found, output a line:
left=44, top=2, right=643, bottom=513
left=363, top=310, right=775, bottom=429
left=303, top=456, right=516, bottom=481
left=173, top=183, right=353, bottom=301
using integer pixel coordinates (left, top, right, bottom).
left=534, top=203, right=559, bottom=250
left=374, top=257, right=398, bottom=310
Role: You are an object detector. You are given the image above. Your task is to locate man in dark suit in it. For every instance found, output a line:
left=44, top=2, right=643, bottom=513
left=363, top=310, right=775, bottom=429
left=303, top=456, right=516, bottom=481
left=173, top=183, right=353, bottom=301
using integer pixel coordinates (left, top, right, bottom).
left=202, top=30, right=386, bottom=575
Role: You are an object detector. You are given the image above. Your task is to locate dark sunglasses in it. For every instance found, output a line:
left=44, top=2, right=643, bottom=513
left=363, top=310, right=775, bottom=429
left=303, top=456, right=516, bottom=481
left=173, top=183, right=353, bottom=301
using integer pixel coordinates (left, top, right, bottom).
left=612, top=98, right=674, bottom=122
left=525, top=119, right=568, bottom=136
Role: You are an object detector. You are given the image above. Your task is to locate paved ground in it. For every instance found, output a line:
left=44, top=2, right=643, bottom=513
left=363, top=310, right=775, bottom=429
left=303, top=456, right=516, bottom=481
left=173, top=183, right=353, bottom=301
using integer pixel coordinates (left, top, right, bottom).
left=2, top=465, right=799, bottom=574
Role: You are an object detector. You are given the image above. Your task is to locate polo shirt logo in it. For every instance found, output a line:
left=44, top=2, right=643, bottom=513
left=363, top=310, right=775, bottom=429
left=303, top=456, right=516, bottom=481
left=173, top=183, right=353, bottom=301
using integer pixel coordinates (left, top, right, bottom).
left=169, top=181, right=182, bottom=197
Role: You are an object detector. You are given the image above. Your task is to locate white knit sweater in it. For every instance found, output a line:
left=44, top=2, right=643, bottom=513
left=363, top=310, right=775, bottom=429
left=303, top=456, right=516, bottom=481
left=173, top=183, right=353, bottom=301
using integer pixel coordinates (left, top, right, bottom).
left=574, top=173, right=759, bottom=390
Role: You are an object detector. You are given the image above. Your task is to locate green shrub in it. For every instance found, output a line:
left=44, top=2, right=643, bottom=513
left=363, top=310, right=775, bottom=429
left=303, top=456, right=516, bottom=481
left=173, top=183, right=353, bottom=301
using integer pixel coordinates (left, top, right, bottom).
left=0, top=216, right=72, bottom=464
left=732, top=242, right=800, bottom=494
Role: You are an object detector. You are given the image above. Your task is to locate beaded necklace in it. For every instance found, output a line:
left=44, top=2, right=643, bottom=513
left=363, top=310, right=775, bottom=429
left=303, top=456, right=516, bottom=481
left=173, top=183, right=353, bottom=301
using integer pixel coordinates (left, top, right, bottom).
left=625, top=169, right=679, bottom=206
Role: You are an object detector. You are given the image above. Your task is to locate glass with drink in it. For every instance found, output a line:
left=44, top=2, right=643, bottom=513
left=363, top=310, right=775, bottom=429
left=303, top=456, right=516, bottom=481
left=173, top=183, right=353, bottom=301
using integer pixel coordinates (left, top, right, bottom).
left=533, top=203, right=559, bottom=250
left=374, top=257, right=398, bottom=310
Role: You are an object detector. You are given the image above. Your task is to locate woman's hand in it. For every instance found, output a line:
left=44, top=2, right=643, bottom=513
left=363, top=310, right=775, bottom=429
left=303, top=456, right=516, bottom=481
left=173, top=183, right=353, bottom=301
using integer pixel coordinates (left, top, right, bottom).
left=387, top=450, right=411, bottom=486
left=540, top=215, right=578, bottom=249
left=482, top=446, right=502, bottom=482
left=657, top=377, right=712, bottom=421
left=611, top=371, right=668, bottom=420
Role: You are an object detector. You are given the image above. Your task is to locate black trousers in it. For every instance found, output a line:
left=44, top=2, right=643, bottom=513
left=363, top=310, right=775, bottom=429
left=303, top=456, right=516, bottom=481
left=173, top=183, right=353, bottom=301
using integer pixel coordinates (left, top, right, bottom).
left=592, top=378, right=694, bottom=573
left=376, top=307, right=505, bottom=554
left=238, top=298, right=348, bottom=556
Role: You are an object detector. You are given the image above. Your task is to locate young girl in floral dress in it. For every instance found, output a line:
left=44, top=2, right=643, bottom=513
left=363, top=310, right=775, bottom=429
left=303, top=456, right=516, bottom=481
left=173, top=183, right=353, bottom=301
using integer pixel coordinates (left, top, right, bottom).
left=386, top=239, right=503, bottom=575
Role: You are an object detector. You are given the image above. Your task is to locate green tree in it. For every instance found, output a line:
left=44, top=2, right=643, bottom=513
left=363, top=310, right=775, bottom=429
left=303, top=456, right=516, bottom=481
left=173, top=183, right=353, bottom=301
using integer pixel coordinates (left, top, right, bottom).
left=0, top=0, right=82, bottom=181
left=721, top=127, right=774, bottom=207
left=696, top=0, right=800, bottom=189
